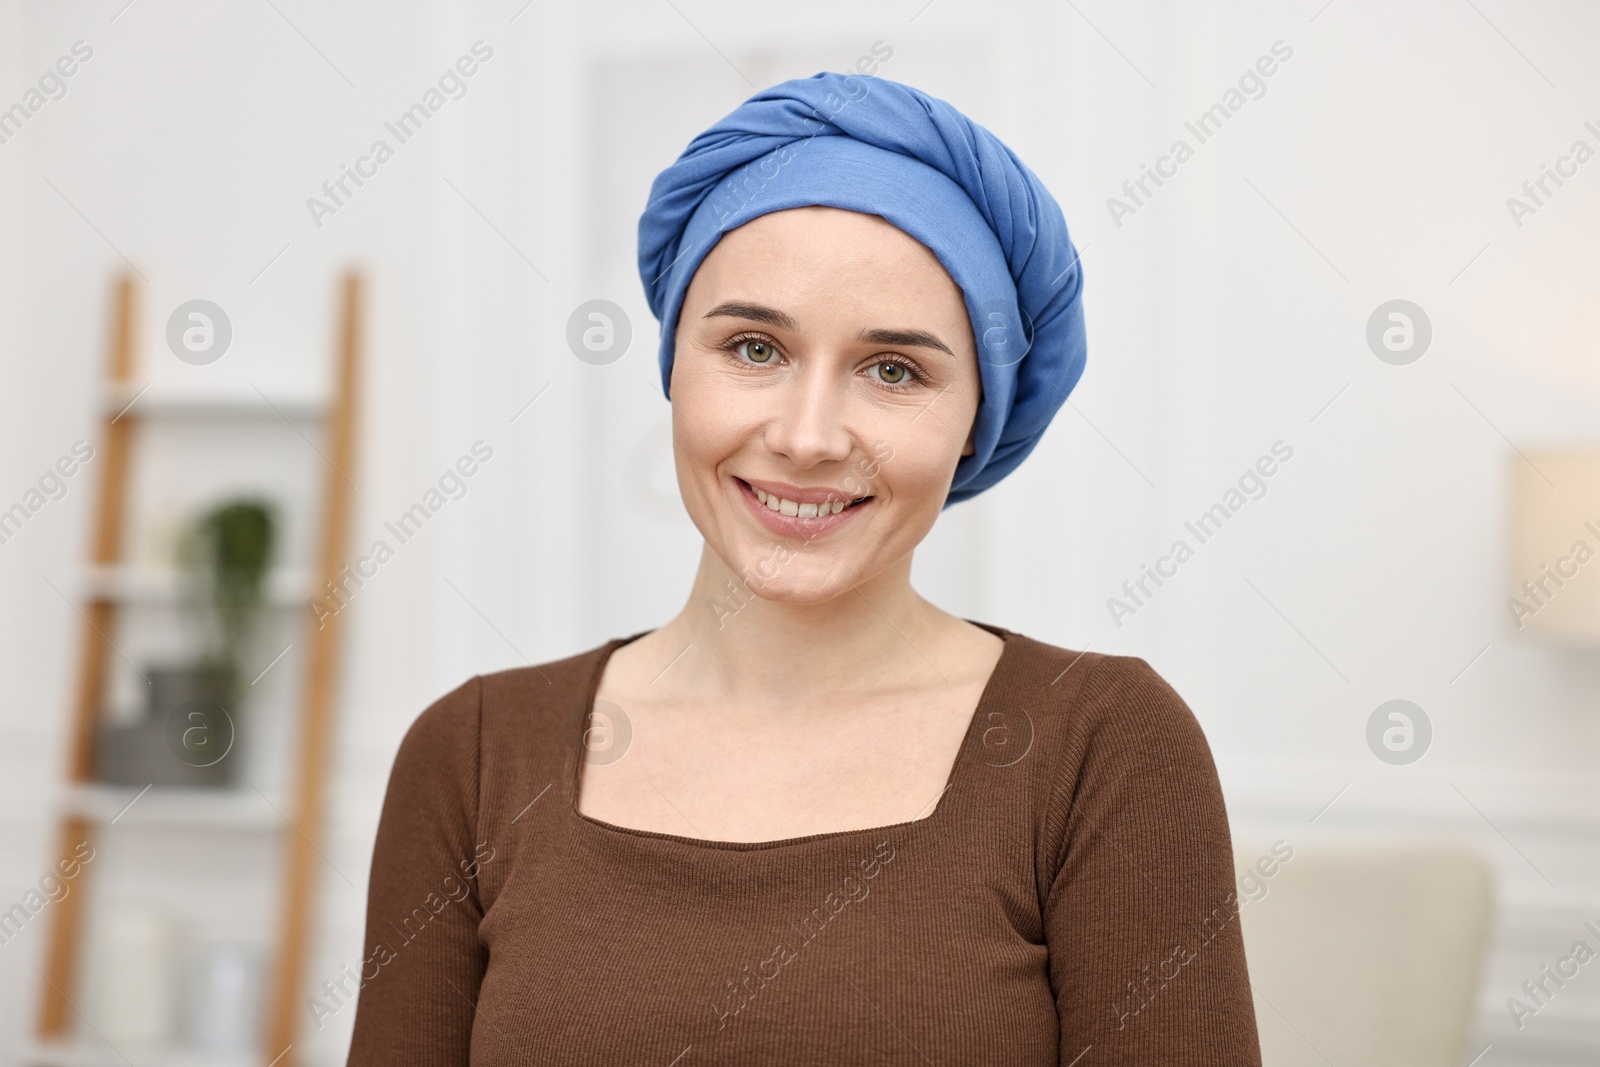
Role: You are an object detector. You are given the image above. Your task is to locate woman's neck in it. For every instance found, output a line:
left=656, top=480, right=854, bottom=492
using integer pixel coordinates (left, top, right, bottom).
left=642, top=542, right=960, bottom=709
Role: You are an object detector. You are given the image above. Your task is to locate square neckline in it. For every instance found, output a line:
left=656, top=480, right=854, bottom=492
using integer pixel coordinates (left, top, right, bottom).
left=566, top=620, right=1016, bottom=851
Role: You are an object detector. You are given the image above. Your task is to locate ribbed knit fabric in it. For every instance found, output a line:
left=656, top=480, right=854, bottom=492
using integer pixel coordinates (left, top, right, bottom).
left=344, top=622, right=1262, bottom=1065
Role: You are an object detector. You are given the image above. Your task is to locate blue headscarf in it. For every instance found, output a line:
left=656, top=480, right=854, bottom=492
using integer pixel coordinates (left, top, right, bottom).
left=637, top=71, right=1086, bottom=506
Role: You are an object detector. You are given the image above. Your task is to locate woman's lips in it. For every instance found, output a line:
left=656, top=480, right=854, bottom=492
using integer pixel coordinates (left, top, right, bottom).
left=734, top=478, right=872, bottom=540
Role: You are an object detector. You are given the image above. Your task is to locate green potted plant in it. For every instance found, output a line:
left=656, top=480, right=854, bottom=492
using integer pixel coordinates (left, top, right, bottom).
left=96, top=497, right=278, bottom=787
left=174, top=498, right=278, bottom=716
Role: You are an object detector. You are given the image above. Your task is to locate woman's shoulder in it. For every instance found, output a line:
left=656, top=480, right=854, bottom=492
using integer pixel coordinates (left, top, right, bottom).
left=990, top=626, right=1216, bottom=769
left=395, top=634, right=629, bottom=764
left=474, top=633, right=630, bottom=714
left=991, top=629, right=1232, bottom=876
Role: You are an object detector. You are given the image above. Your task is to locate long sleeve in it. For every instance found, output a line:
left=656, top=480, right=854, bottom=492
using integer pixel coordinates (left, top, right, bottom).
left=346, top=676, right=488, bottom=1066
left=1043, top=657, right=1261, bottom=1065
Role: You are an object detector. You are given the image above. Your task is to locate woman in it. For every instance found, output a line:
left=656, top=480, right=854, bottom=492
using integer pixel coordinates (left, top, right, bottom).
left=347, top=71, right=1261, bottom=1065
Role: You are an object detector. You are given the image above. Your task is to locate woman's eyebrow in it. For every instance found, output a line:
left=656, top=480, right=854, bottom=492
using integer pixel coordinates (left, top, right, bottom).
left=703, top=302, right=955, bottom=358
left=703, top=302, right=798, bottom=330
left=856, top=327, right=954, bottom=358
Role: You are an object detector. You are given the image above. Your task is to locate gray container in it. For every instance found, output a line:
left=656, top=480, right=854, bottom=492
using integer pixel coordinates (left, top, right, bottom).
left=94, top=665, right=238, bottom=788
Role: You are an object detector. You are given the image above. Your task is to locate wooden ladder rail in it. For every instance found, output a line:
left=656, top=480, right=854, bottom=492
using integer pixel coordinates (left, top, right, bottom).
left=35, top=273, right=140, bottom=1038
left=262, top=270, right=362, bottom=1067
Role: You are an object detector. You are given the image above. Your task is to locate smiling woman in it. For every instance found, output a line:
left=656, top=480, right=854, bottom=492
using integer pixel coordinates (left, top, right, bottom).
left=347, top=71, right=1262, bottom=1066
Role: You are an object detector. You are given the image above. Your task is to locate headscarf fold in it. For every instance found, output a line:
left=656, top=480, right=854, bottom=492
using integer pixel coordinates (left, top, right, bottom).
left=638, top=71, right=1086, bottom=505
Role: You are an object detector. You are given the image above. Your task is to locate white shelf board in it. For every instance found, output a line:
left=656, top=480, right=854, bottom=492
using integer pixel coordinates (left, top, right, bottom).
left=82, top=565, right=317, bottom=606
left=22, top=1040, right=256, bottom=1067
left=60, top=783, right=283, bottom=832
left=102, top=381, right=327, bottom=421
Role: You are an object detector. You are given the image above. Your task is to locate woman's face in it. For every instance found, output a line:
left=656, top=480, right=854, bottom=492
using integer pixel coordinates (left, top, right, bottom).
left=670, top=205, right=980, bottom=604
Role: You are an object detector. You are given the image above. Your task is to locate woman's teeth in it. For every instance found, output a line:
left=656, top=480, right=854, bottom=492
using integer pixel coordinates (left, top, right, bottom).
left=754, top=488, right=848, bottom=517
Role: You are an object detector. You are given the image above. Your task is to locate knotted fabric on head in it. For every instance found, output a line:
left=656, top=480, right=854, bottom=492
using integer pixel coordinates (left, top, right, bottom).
left=637, top=71, right=1086, bottom=506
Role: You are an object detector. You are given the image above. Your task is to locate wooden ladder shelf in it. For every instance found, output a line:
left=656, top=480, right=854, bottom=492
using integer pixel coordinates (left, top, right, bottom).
left=31, top=271, right=364, bottom=1067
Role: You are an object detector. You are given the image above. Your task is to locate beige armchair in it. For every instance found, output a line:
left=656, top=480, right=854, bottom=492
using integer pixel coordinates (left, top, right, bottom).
left=1233, top=841, right=1495, bottom=1067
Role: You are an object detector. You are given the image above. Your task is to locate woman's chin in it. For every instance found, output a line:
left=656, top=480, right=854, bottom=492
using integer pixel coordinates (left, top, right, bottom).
left=744, top=579, right=851, bottom=608
left=714, top=549, right=866, bottom=608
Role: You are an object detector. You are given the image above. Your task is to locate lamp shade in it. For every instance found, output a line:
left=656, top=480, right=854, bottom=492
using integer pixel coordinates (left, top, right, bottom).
left=1506, top=451, right=1600, bottom=644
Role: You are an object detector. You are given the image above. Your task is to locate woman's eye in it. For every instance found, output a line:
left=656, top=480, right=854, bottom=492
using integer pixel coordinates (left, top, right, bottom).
left=874, top=360, right=910, bottom=384
left=738, top=338, right=776, bottom=363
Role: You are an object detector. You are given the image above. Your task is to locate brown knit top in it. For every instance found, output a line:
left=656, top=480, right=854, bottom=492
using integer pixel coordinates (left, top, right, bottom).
left=344, top=622, right=1261, bottom=1065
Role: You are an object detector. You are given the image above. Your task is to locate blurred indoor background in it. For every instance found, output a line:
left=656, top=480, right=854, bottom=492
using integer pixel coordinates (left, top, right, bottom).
left=1, top=1, right=1598, bottom=1064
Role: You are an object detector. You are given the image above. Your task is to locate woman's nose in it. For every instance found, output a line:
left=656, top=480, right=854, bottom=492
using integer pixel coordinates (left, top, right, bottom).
left=761, top=365, right=854, bottom=470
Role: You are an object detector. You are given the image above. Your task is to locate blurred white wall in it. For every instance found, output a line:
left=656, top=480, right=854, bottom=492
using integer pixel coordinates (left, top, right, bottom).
left=1, top=0, right=1598, bottom=1063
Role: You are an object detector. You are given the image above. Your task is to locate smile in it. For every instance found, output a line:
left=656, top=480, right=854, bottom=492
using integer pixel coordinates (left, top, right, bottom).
left=734, top=477, right=873, bottom=537
left=754, top=487, right=864, bottom=517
